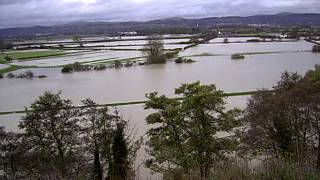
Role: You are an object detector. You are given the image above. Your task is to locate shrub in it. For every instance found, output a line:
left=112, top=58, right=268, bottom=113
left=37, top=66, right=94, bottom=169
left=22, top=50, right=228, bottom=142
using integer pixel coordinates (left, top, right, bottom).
left=62, top=65, right=73, bottom=73
left=184, top=58, right=195, bottom=63
left=165, top=51, right=179, bottom=59
left=148, top=55, right=166, bottom=64
left=0, top=73, right=3, bottom=79
left=4, top=55, right=13, bottom=62
left=175, top=57, right=184, bottom=63
left=231, top=54, right=245, bottom=59
left=114, top=60, right=122, bottom=68
left=16, top=73, right=25, bottom=78
left=6, top=73, right=15, bottom=78
left=312, top=45, right=320, bottom=53
left=223, top=38, right=229, bottom=43
left=94, top=64, right=107, bottom=70
left=247, top=39, right=261, bottom=42
left=24, top=70, right=34, bottom=79
left=175, top=57, right=195, bottom=64
left=73, top=62, right=83, bottom=71
left=38, top=75, right=47, bottom=78
left=124, top=62, right=133, bottom=67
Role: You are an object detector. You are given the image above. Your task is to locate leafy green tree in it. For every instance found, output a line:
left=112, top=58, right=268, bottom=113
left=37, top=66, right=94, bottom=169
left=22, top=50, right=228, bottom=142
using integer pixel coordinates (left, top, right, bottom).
left=108, top=123, right=129, bottom=180
left=145, top=82, right=242, bottom=178
left=81, top=99, right=104, bottom=180
left=80, top=99, right=141, bottom=179
left=243, top=65, right=320, bottom=168
left=19, top=92, right=82, bottom=178
left=143, top=35, right=166, bottom=64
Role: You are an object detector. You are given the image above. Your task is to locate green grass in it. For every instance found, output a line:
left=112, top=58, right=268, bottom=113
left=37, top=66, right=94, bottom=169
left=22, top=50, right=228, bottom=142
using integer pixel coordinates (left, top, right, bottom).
left=0, top=65, right=39, bottom=74
left=0, top=65, right=26, bottom=74
left=0, top=50, right=66, bottom=62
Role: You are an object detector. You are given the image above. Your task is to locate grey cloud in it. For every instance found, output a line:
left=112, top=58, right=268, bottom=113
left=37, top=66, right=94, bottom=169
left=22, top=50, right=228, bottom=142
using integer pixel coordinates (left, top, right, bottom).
left=0, top=0, right=320, bottom=28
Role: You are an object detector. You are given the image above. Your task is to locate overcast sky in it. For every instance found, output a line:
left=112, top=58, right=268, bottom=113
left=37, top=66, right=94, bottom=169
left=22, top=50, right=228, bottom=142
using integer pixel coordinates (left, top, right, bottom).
left=0, top=0, right=319, bottom=29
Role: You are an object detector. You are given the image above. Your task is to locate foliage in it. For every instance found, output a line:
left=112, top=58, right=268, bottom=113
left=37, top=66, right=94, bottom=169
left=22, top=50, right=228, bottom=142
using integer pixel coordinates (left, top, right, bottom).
left=6, top=73, right=15, bottom=78
left=19, top=92, right=82, bottom=178
left=94, top=64, right=107, bottom=70
left=247, top=39, right=261, bottom=42
left=0, top=127, right=26, bottom=179
left=108, top=123, right=129, bottom=179
left=24, top=70, right=34, bottom=79
left=145, top=82, right=243, bottom=178
left=4, top=55, right=13, bottom=62
left=0, top=73, right=3, bottom=79
left=175, top=57, right=184, bottom=63
left=223, top=38, right=229, bottom=43
left=242, top=65, right=320, bottom=168
left=231, top=53, right=245, bottom=59
left=189, top=36, right=200, bottom=44
left=143, top=35, right=166, bottom=64
left=312, top=45, right=320, bottom=53
left=114, top=60, right=122, bottom=68
left=0, top=93, right=141, bottom=179
left=175, top=57, right=195, bottom=64
left=61, top=64, right=73, bottom=73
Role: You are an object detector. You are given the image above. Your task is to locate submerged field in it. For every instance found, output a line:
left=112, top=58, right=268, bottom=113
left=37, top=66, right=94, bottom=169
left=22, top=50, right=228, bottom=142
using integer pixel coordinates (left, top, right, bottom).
left=1, top=35, right=320, bottom=179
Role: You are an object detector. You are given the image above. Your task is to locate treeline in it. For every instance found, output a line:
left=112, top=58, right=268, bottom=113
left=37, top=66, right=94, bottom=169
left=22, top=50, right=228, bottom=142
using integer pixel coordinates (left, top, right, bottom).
left=0, top=95, right=142, bottom=179
left=1, top=65, right=320, bottom=179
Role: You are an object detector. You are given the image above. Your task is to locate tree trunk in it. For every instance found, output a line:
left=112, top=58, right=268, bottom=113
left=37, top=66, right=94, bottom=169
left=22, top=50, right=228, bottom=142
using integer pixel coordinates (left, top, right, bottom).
left=317, top=134, right=320, bottom=169
left=93, top=148, right=103, bottom=180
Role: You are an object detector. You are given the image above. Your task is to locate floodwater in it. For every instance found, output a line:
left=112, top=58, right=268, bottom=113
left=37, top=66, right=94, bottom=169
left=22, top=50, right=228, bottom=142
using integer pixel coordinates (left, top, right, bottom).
left=10, top=50, right=142, bottom=67
left=181, top=40, right=313, bottom=56
left=1, top=39, right=320, bottom=179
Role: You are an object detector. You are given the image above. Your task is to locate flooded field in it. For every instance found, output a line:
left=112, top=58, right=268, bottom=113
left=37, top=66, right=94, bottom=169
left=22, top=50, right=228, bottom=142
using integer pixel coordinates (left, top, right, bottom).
left=10, top=50, right=143, bottom=67
left=1, top=36, right=320, bottom=179
left=181, top=40, right=312, bottom=56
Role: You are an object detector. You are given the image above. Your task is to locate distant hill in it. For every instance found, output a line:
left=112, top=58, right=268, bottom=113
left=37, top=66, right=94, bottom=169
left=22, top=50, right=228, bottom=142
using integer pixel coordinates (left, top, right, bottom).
left=1, top=13, right=320, bottom=38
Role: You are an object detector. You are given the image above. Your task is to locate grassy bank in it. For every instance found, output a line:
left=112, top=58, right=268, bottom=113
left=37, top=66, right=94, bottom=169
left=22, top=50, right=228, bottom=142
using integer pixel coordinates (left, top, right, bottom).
left=0, top=65, right=35, bottom=74
left=0, top=50, right=66, bottom=62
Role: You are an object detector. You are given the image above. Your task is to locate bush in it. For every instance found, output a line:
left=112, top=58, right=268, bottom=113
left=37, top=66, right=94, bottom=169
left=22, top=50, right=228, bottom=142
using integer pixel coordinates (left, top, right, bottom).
left=231, top=54, right=245, bottom=59
left=247, top=39, right=261, bottom=42
left=114, top=60, right=122, bottom=68
left=124, top=62, right=133, bottom=67
left=94, top=64, right=107, bottom=70
left=184, top=58, right=195, bottom=63
left=175, top=57, right=195, bottom=64
left=146, top=55, right=166, bottom=64
left=4, top=55, right=13, bottom=62
left=6, top=73, right=15, bottom=78
left=0, top=73, right=3, bottom=79
left=38, top=75, right=47, bottom=78
left=175, top=57, right=184, bottom=63
left=165, top=51, right=179, bottom=59
left=24, top=70, right=34, bottom=79
left=62, top=65, right=73, bottom=73
left=223, top=38, right=229, bottom=43
left=312, top=45, right=320, bottom=53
